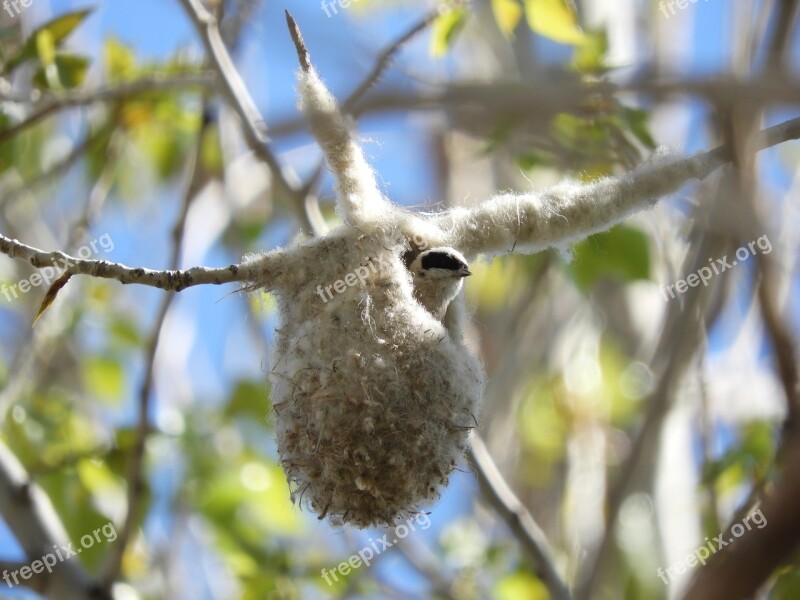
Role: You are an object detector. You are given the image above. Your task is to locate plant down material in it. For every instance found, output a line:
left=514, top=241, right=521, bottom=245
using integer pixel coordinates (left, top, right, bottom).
left=246, top=12, right=764, bottom=527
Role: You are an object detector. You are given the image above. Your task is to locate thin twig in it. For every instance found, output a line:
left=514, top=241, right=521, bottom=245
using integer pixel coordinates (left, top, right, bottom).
left=342, top=9, right=441, bottom=114
left=758, top=256, right=800, bottom=430
left=679, top=11, right=800, bottom=595
left=0, top=233, right=260, bottom=291
left=468, top=434, right=571, bottom=600
left=100, top=104, right=211, bottom=586
left=0, top=140, right=121, bottom=419
left=286, top=11, right=311, bottom=74
left=178, top=0, right=324, bottom=234
left=0, top=441, right=109, bottom=599
left=574, top=193, right=733, bottom=599
left=291, top=9, right=437, bottom=229
left=394, top=537, right=459, bottom=600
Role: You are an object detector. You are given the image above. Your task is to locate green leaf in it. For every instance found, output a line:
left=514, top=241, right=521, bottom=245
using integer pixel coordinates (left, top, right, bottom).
left=493, top=570, right=550, bottom=600
left=35, top=29, right=61, bottom=90
left=225, top=379, right=268, bottom=423
left=201, top=123, right=223, bottom=176
left=104, top=37, right=136, bottom=82
left=3, top=8, right=94, bottom=74
left=571, top=29, right=608, bottom=72
left=491, top=0, right=524, bottom=38
left=35, top=29, right=57, bottom=66
left=135, top=125, right=183, bottom=179
left=621, top=107, right=657, bottom=150
left=771, top=567, right=800, bottom=600
left=524, top=0, right=586, bottom=45
left=81, top=356, right=124, bottom=403
left=37, top=472, right=117, bottom=570
left=701, top=421, right=776, bottom=488
left=109, top=315, right=143, bottom=349
left=32, top=53, right=90, bottom=90
left=430, top=7, right=469, bottom=57
left=516, top=151, right=552, bottom=171
left=569, top=225, right=651, bottom=291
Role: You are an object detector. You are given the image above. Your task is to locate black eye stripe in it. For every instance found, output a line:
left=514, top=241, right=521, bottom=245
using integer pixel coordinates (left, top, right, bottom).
left=420, top=252, right=466, bottom=271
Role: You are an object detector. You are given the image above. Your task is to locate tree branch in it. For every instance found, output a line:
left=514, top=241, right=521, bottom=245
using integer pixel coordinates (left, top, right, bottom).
left=468, top=434, right=570, bottom=600
left=342, top=9, right=441, bottom=115
left=177, top=0, right=324, bottom=234
left=680, top=435, right=800, bottom=600
left=0, top=72, right=214, bottom=144
left=0, top=232, right=270, bottom=294
left=264, top=75, right=800, bottom=140
left=291, top=9, right=438, bottom=231
left=1, top=115, right=798, bottom=307
left=99, top=105, right=211, bottom=587
left=0, top=440, right=109, bottom=599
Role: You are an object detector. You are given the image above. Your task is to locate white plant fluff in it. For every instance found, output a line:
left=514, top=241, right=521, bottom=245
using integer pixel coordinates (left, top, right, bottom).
left=254, top=21, right=487, bottom=526
left=261, top=227, right=484, bottom=528
left=244, top=13, right=738, bottom=528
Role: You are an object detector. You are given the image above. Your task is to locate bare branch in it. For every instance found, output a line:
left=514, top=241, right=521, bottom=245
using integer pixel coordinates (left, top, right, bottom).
left=468, top=434, right=571, bottom=600
left=177, top=0, right=324, bottom=234
left=0, top=440, right=109, bottom=599
left=99, top=103, right=212, bottom=587
left=0, top=233, right=265, bottom=291
left=342, top=9, right=440, bottom=114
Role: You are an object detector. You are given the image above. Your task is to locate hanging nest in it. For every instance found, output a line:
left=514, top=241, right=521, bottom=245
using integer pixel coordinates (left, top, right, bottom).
left=251, top=12, right=698, bottom=528
left=264, top=229, right=484, bottom=528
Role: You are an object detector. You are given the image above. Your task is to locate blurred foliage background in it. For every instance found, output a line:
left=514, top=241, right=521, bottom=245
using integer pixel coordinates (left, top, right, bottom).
left=0, top=0, right=799, bottom=599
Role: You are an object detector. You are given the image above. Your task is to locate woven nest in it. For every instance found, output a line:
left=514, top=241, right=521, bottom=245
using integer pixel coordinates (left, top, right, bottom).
left=267, top=230, right=484, bottom=528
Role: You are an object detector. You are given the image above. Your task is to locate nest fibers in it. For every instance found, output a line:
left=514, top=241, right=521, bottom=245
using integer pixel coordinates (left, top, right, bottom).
left=263, top=230, right=484, bottom=528
left=247, top=17, right=486, bottom=528
left=253, top=13, right=712, bottom=527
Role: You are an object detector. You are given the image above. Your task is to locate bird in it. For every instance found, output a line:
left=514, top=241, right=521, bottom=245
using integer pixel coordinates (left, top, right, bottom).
left=407, top=247, right=472, bottom=321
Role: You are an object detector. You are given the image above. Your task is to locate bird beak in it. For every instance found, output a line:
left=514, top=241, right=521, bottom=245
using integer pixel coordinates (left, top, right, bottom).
left=458, top=266, right=472, bottom=278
